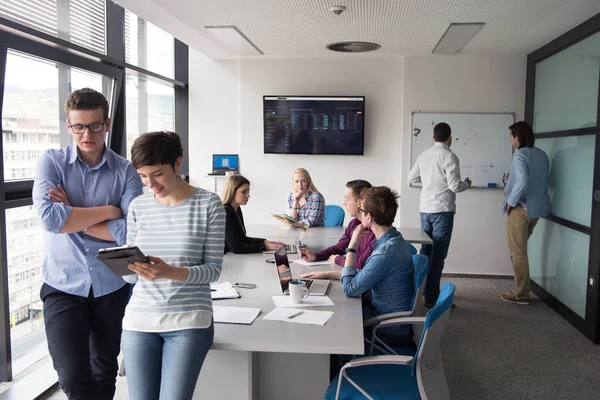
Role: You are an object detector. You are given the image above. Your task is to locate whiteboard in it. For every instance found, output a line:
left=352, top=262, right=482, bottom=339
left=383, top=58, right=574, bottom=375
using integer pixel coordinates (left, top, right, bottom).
left=410, top=112, right=515, bottom=188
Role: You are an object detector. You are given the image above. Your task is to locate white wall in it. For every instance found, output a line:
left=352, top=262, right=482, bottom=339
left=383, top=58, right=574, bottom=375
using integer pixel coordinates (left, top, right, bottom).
left=400, top=55, right=527, bottom=275
left=189, top=51, right=527, bottom=275
left=190, top=54, right=405, bottom=225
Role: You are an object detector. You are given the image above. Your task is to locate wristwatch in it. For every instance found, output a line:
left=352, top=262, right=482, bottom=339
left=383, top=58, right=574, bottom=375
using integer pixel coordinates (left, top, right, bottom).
left=345, top=248, right=356, bottom=254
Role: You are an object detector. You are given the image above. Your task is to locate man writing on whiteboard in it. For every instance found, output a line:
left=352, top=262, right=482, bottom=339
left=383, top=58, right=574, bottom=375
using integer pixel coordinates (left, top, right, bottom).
left=408, top=122, right=471, bottom=308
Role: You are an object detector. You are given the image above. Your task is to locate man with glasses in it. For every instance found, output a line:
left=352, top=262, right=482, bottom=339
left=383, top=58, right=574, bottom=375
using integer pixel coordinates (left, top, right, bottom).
left=32, top=88, right=143, bottom=399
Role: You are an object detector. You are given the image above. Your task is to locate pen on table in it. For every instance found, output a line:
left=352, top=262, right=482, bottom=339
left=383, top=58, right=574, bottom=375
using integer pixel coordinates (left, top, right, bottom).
left=211, top=289, right=216, bottom=292
left=287, top=311, right=304, bottom=319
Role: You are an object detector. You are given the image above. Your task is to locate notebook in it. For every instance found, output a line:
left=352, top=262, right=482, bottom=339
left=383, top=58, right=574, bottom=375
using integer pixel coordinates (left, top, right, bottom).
left=210, top=281, right=241, bottom=299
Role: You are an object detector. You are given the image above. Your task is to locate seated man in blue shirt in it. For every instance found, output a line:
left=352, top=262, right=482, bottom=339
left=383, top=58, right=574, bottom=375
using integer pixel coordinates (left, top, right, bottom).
left=32, top=88, right=143, bottom=399
left=342, top=186, right=415, bottom=346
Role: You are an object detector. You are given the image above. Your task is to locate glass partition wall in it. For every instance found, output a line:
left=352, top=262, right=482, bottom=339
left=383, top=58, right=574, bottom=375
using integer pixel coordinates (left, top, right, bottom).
left=525, top=13, right=600, bottom=343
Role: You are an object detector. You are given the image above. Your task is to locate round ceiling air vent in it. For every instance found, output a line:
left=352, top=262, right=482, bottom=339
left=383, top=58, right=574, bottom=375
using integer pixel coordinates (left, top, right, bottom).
left=326, top=41, right=381, bottom=53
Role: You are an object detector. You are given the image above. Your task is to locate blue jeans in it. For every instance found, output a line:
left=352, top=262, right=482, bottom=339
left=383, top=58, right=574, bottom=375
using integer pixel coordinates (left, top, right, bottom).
left=420, top=212, right=455, bottom=304
left=121, top=323, right=214, bottom=400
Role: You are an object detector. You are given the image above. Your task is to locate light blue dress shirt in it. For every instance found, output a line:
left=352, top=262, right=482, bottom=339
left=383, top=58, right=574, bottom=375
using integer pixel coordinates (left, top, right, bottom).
left=32, top=144, right=144, bottom=297
left=502, top=147, right=551, bottom=219
left=341, top=228, right=415, bottom=335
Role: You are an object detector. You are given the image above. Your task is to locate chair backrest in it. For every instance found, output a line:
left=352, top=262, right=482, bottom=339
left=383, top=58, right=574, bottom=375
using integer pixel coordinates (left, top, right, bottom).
left=413, top=282, right=455, bottom=376
left=324, top=205, right=345, bottom=227
left=410, top=254, right=429, bottom=311
left=408, top=243, right=417, bottom=255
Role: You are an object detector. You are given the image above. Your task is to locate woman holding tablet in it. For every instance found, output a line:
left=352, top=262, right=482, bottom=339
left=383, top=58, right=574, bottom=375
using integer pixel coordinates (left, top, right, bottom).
left=222, top=175, right=283, bottom=253
left=121, top=131, right=225, bottom=400
left=275, top=168, right=325, bottom=228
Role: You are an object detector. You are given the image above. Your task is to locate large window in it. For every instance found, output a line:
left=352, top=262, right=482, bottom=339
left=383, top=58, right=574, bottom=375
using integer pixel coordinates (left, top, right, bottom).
left=125, top=74, right=174, bottom=157
left=0, top=0, right=106, bottom=54
left=1, top=49, right=116, bottom=377
left=5, top=206, right=45, bottom=375
left=123, top=11, right=177, bottom=158
left=125, top=10, right=174, bottom=78
left=2, top=50, right=110, bottom=181
left=0, top=0, right=188, bottom=393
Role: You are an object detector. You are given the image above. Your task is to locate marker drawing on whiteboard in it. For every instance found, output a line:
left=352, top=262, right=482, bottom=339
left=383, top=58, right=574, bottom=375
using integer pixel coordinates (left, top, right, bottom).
left=413, top=127, right=421, bottom=137
left=463, top=132, right=480, bottom=146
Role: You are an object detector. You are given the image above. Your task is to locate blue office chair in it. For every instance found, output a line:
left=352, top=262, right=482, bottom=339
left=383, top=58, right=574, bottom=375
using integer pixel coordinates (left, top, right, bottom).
left=363, top=254, right=429, bottom=355
left=408, top=242, right=417, bottom=255
left=325, top=283, right=455, bottom=400
left=324, top=205, right=345, bottom=227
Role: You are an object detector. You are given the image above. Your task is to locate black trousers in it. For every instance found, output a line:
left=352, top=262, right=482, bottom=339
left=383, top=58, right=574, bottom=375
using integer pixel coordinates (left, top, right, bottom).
left=41, top=283, right=130, bottom=400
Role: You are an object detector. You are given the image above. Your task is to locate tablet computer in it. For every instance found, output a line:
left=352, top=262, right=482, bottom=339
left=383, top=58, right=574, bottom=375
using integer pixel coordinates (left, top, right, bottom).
left=96, top=245, right=149, bottom=276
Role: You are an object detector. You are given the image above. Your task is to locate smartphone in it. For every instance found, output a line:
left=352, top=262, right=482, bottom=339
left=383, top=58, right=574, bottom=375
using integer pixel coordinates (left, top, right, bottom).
left=233, top=283, right=257, bottom=289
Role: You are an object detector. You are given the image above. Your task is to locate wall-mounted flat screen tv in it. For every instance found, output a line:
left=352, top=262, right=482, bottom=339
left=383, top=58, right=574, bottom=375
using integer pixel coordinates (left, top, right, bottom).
left=263, top=96, right=365, bottom=155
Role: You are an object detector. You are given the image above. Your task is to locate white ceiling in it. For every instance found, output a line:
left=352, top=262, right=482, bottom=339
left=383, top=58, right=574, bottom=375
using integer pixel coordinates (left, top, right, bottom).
left=113, top=0, right=600, bottom=59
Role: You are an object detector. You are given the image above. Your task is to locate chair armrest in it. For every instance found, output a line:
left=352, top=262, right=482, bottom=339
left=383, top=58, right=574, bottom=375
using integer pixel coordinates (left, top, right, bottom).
left=377, top=316, right=425, bottom=328
left=363, top=311, right=413, bottom=327
left=342, top=355, right=414, bottom=370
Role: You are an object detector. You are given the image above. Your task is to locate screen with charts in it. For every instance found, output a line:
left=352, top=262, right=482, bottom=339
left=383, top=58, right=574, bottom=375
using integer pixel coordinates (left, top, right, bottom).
left=263, top=96, right=365, bottom=155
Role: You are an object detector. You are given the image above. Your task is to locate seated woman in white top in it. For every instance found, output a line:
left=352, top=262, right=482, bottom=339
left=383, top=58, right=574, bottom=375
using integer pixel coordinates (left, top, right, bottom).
left=274, top=168, right=325, bottom=228
left=122, top=131, right=225, bottom=400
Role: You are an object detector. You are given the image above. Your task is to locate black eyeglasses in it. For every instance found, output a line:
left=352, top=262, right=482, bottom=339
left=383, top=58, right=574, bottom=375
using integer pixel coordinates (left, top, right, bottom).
left=358, top=206, right=366, bottom=214
left=68, top=121, right=106, bottom=134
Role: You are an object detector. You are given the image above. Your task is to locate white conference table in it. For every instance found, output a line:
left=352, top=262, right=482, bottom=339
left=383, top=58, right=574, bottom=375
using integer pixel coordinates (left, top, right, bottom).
left=193, top=225, right=432, bottom=400
left=194, top=233, right=362, bottom=400
left=247, top=224, right=433, bottom=245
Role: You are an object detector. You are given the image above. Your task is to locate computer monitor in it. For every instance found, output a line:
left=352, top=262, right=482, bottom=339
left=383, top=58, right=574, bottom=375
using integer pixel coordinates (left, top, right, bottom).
left=212, top=154, right=239, bottom=174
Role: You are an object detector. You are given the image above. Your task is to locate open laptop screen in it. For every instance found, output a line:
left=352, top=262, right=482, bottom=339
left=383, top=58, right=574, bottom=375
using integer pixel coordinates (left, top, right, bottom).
left=274, top=245, right=292, bottom=293
left=212, top=154, right=239, bottom=173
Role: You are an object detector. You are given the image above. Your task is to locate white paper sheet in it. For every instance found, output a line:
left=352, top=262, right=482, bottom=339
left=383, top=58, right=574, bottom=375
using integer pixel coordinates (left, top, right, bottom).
left=271, top=295, right=334, bottom=308
left=262, top=308, right=334, bottom=326
left=292, top=259, right=333, bottom=267
left=210, top=281, right=241, bottom=299
left=213, top=306, right=261, bottom=325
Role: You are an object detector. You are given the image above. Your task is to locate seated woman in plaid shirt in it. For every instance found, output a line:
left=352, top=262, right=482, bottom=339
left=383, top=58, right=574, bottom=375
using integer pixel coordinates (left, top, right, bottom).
left=277, top=168, right=325, bottom=228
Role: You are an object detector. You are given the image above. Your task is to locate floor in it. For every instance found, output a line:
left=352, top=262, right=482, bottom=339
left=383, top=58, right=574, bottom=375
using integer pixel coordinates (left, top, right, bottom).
left=42, top=277, right=600, bottom=399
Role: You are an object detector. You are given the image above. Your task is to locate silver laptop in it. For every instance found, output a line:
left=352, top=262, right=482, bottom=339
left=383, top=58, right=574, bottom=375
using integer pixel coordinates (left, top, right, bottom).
left=274, top=245, right=329, bottom=296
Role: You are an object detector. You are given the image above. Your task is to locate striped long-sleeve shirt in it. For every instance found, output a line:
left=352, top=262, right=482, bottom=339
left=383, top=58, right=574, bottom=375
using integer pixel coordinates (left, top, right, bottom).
left=122, top=188, right=225, bottom=332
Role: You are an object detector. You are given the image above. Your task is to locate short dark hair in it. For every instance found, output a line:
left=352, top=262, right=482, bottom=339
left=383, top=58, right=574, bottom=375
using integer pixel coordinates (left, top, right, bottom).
left=509, top=121, right=535, bottom=148
left=131, top=131, right=183, bottom=169
left=346, top=180, right=372, bottom=199
left=65, top=88, right=109, bottom=120
left=362, top=186, right=399, bottom=226
left=433, top=122, right=452, bottom=142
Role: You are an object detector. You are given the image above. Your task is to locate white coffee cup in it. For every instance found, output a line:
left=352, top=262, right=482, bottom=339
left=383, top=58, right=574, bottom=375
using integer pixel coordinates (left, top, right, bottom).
left=289, top=280, right=309, bottom=304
